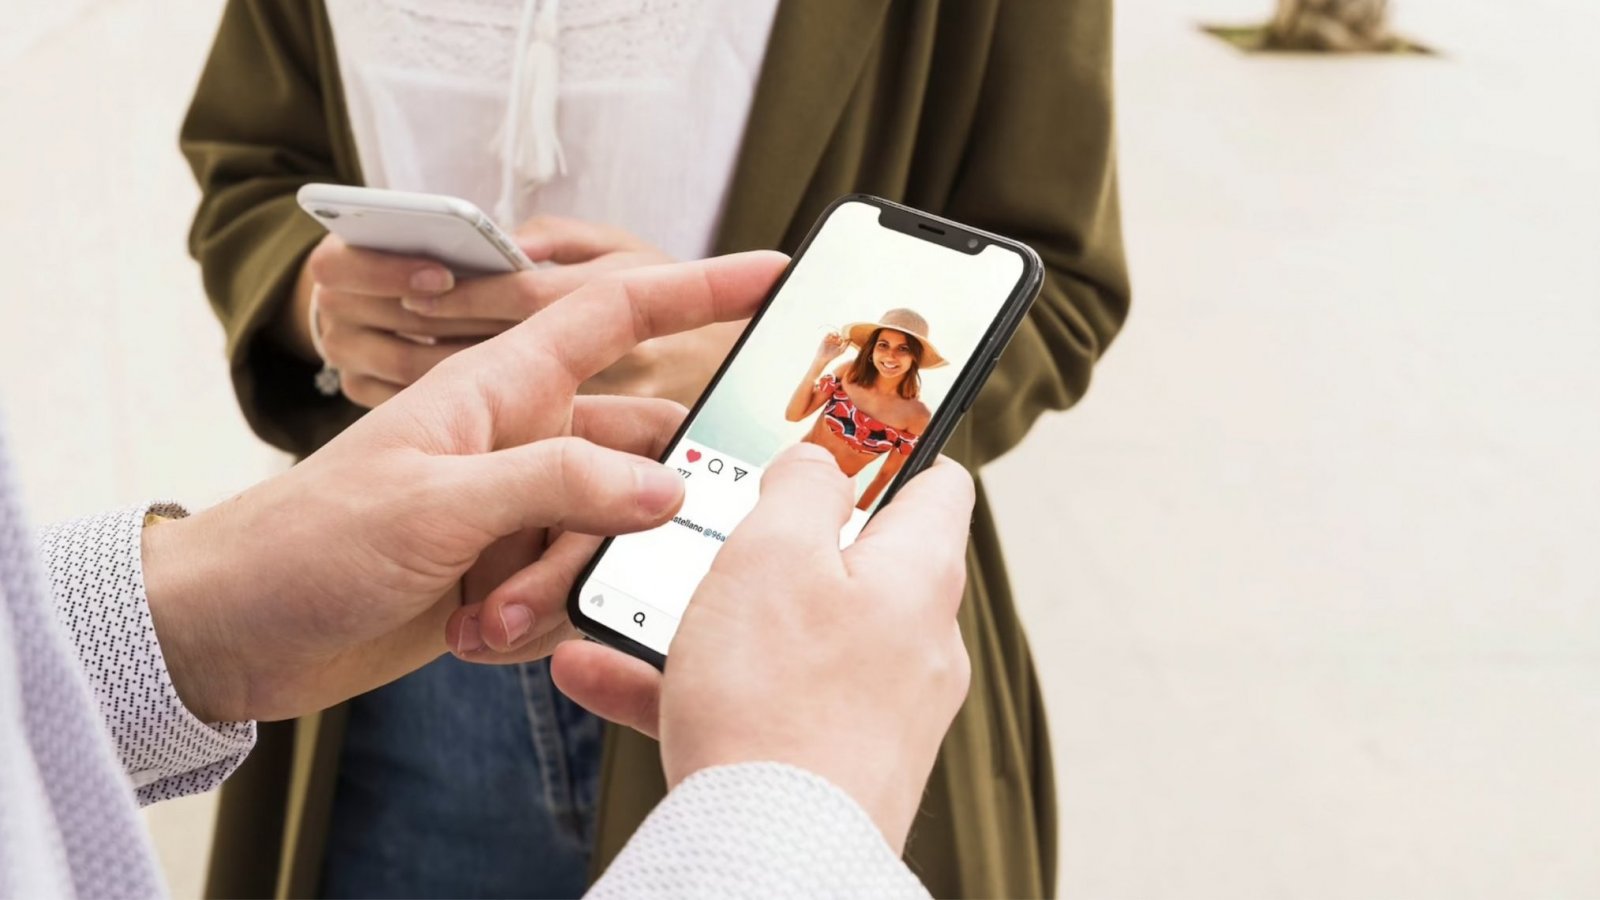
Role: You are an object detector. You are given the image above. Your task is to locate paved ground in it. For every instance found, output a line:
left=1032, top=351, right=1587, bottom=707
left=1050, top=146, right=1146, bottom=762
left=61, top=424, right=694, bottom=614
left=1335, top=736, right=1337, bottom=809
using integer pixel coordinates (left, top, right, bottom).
left=3, top=0, right=1596, bottom=897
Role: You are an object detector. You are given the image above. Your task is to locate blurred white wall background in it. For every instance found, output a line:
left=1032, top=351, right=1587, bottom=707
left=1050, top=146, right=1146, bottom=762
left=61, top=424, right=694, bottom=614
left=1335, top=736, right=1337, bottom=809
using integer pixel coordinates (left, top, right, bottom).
left=1, top=1, right=1595, bottom=898
left=1, top=2, right=285, bottom=895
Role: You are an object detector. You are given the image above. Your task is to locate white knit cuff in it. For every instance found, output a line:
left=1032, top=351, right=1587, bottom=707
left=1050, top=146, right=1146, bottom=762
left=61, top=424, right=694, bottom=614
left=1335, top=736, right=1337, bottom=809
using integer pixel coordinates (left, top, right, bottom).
left=589, top=761, right=928, bottom=899
left=37, top=503, right=255, bottom=805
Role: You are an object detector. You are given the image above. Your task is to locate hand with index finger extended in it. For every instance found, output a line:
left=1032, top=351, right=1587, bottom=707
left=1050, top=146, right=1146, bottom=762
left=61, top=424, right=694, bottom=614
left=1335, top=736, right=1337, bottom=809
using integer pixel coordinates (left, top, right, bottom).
left=552, top=449, right=977, bottom=855
left=152, top=253, right=787, bottom=724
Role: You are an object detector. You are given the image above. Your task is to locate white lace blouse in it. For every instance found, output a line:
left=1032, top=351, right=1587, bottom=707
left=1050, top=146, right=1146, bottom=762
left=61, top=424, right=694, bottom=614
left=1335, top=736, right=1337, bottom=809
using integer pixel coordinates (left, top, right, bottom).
left=325, top=0, right=781, bottom=260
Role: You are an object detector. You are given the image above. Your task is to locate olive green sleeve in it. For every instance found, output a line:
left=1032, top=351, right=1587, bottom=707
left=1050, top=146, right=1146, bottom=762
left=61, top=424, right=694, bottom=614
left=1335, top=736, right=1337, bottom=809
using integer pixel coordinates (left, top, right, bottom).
left=947, top=0, right=1132, bottom=468
left=180, top=0, right=362, bottom=458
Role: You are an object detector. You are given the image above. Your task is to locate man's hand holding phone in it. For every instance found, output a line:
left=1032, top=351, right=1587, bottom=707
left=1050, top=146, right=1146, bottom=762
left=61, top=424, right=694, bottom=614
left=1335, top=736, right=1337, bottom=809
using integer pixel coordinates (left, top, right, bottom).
left=157, top=237, right=979, bottom=856
left=547, top=446, right=976, bottom=853
left=145, top=252, right=788, bottom=724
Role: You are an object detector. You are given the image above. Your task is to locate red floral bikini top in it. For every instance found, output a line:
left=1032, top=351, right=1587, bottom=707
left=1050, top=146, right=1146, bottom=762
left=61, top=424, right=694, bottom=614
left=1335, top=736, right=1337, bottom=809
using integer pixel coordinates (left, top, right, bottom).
left=817, top=374, right=921, bottom=456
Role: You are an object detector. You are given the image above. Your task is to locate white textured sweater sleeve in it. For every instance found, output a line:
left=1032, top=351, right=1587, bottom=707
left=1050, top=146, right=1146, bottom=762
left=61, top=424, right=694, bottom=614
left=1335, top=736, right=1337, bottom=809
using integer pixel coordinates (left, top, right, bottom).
left=37, top=504, right=255, bottom=805
left=588, top=762, right=930, bottom=899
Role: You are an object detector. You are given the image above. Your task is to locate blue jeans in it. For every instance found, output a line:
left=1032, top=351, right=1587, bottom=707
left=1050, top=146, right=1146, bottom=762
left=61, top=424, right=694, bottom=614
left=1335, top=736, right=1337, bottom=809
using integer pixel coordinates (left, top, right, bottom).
left=320, top=655, right=603, bottom=898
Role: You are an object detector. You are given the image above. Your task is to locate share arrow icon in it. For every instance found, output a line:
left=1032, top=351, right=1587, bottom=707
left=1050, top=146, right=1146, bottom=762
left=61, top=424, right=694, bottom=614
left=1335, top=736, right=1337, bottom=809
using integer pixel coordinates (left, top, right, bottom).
left=732, top=467, right=749, bottom=482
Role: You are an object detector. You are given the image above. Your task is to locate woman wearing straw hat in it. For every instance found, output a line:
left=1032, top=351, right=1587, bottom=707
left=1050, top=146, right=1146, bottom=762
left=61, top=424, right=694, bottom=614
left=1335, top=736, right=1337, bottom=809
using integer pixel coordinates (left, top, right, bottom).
left=785, top=307, right=946, bottom=509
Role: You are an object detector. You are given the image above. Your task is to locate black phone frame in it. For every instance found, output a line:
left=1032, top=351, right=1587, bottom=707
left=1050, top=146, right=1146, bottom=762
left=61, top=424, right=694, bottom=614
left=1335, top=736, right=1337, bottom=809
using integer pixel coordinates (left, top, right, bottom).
left=565, top=194, right=1045, bottom=669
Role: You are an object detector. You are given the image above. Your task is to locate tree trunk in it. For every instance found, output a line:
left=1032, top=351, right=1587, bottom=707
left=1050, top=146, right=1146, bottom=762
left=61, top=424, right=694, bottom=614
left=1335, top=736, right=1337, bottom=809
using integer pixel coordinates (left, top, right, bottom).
left=1265, top=0, right=1397, bottom=51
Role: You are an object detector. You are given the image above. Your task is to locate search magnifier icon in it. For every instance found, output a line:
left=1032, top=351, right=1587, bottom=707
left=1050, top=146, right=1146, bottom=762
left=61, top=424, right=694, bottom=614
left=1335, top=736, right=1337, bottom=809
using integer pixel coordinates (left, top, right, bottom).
left=632, top=611, right=647, bottom=627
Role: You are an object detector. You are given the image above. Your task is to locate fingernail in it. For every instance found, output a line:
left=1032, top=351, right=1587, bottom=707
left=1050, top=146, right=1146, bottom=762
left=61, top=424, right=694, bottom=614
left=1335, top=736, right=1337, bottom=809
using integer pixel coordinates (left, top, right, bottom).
left=401, top=294, right=437, bottom=314
left=499, top=604, right=533, bottom=645
left=455, top=613, right=484, bottom=655
left=634, top=463, right=683, bottom=517
left=411, top=268, right=453, bottom=293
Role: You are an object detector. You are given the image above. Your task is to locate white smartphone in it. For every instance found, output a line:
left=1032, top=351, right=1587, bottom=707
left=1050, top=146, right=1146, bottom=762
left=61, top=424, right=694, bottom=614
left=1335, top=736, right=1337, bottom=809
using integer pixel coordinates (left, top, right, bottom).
left=296, top=184, right=533, bottom=276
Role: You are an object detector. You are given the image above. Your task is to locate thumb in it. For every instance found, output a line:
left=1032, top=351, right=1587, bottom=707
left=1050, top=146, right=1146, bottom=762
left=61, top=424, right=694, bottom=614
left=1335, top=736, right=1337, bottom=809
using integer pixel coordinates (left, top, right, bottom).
left=434, top=437, right=685, bottom=538
left=551, top=640, right=663, bottom=738
left=514, top=215, right=647, bottom=263
left=471, top=531, right=602, bottom=657
left=712, top=442, right=852, bottom=574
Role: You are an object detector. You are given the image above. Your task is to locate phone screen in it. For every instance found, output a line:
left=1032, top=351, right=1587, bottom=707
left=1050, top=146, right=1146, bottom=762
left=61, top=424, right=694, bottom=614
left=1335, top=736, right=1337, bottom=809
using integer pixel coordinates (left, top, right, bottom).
left=573, top=199, right=1034, bottom=657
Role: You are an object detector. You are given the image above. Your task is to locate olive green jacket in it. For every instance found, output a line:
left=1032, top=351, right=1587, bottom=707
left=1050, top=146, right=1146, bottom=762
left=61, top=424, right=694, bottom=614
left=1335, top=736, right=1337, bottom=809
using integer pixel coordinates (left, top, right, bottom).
left=182, top=2, right=1129, bottom=897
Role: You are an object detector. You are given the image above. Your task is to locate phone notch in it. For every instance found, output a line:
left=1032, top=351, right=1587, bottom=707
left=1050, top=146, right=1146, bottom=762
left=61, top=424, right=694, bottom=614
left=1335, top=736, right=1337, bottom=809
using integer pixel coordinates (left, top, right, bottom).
left=880, top=205, right=986, bottom=255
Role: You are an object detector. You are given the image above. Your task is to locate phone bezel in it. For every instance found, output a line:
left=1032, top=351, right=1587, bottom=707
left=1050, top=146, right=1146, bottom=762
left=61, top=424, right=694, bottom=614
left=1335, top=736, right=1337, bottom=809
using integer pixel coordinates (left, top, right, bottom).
left=566, top=194, right=1045, bottom=669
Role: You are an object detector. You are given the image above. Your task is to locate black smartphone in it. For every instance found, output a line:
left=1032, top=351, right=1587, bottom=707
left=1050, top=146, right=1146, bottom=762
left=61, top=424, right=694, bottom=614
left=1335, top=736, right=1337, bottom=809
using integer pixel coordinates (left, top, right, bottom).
left=568, top=195, right=1044, bottom=667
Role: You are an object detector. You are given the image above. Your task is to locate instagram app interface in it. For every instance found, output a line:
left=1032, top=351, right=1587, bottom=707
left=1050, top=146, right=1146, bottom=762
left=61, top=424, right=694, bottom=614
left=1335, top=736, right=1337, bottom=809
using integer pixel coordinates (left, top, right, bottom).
left=578, top=201, right=1026, bottom=654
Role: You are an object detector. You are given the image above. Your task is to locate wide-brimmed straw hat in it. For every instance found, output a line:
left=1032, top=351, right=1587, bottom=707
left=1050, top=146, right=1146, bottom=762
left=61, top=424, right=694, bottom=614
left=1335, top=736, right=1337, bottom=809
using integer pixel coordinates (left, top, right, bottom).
left=842, top=308, right=947, bottom=368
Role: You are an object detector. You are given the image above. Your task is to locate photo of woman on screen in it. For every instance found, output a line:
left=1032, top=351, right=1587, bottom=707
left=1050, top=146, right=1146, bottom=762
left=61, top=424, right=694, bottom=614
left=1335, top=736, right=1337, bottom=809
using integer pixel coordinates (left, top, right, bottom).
left=784, top=307, right=947, bottom=510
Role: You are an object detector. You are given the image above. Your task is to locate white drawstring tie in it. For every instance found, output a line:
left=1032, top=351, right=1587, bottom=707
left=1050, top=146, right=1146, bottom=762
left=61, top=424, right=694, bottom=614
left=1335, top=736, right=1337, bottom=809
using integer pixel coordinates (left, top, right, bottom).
left=494, top=0, right=565, bottom=226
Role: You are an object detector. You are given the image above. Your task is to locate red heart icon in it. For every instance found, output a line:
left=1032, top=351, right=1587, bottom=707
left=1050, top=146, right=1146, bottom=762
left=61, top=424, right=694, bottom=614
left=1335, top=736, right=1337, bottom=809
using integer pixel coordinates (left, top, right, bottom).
left=686, top=449, right=702, bottom=463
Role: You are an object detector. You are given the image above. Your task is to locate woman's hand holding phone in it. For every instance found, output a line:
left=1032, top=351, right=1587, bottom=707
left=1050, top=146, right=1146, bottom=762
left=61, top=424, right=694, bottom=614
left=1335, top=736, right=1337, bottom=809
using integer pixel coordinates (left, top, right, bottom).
left=283, top=235, right=509, bottom=407
left=413, top=216, right=744, bottom=406
left=285, top=215, right=744, bottom=408
left=400, top=216, right=671, bottom=321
